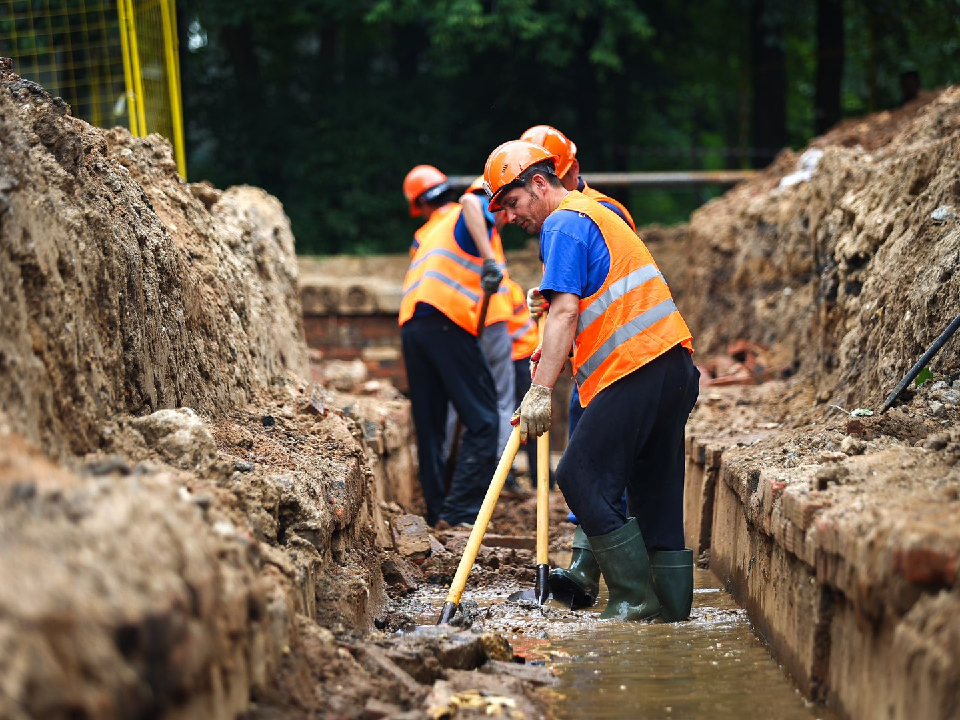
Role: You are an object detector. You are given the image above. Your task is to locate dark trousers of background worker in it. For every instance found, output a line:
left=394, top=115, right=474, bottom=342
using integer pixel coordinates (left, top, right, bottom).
left=513, top=357, right=554, bottom=486
left=401, top=313, right=499, bottom=527
left=556, top=344, right=700, bottom=549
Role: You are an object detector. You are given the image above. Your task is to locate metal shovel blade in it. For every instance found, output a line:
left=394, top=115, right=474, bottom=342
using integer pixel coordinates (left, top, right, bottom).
left=507, top=564, right=551, bottom=604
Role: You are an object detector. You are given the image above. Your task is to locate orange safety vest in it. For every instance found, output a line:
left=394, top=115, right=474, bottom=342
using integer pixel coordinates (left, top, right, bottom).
left=555, top=192, right=693, bottom=407
left=505, top=279, right=539, bottom=360
left=399, top=203, right=512, bottom=332
left=581, top=182, right=637, bottom=232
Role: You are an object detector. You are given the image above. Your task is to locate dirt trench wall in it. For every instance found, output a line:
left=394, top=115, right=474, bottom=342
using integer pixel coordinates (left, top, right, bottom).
left=0, top=58, right=306, bottom=458
left=680, top=87, right=960, bottom=407
left=0, top=62, right=422, bottom=718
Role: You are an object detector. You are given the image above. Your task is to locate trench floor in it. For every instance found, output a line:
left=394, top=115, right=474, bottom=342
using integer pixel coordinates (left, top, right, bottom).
left=404, top=566, right=832, bottom=719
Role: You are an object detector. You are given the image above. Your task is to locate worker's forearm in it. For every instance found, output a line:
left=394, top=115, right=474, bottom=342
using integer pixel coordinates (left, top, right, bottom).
left=460, top=194, right=496, bottom=261
left=534, top=295, right=579, bottom=389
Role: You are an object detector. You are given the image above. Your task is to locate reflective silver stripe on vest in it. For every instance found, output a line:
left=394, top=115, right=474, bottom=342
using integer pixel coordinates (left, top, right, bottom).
left=511, top=318, right=536, bottom=340
left=577, top=264, right=665, bottom=335
left=402, top=270, right=481, bottom=303
left=409, top=248, right=484, bottom=274
left=575, top=298, right=678, bottom=385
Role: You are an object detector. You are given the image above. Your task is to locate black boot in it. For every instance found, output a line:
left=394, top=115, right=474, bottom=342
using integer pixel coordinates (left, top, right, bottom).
left=590, top=518, right=661, bottom=621
left=548, top=526, right=599, bottom=608
left=649, top=549, right=694, bottom=622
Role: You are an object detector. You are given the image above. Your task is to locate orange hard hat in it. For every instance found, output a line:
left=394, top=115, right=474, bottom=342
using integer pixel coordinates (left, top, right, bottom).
left=403, top=165, right=449, bottom=217
left=483, top=140, right=559, bottom=212
left=520, top=125, right=577, bottom=178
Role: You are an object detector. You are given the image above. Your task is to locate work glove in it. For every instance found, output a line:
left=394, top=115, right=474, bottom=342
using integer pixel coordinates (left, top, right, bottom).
left=526, top=287, right=549, bottom=319
left=510, top=383, right=552, bottom=444
left=529, top=346, right=541, bottom=381
left=481, top=259, right=503, bottom=294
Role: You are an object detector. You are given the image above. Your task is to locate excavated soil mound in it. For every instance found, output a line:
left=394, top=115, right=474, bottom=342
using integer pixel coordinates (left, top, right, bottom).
left=679, top=86, right=960, bottom=408
left=0, top=60, right=547, bottom=718
left=0, top=58, right=305, bottom=458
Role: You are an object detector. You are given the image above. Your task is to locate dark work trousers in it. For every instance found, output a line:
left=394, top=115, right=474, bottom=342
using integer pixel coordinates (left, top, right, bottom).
left=401, top=313, right=499, bottom=527
left=566, top=382, right=624, bottom=523
left=512, top=357, right=555, bottom=485
left=568, top=384, right=585, bottom=438
left=556, top=344, right=700, bottom=550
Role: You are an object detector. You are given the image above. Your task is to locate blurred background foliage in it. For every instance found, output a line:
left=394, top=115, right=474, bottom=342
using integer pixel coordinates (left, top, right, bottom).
left=176, top=0, right=960, bottom=255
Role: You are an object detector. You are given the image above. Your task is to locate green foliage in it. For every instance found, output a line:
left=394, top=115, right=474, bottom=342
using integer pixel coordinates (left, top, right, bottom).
left=915, top=367, right=934, bottom=387
left=177, top=0, right=960, bottom=255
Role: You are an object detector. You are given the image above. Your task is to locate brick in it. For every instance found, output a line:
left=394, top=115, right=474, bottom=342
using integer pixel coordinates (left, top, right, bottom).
left=782, top=487, right=829, bottom=531
left=892, top=547, right=957, bottom=587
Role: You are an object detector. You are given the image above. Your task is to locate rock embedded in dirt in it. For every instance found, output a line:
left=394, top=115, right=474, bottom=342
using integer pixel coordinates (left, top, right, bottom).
left=840, top=436, right=867, bottom=455
left=130, top=408, right=216, bottom=469
left=381, top=552, right=422, bottom=593
left=480, top=659, right=560, bottom=687
left=479, top=633, right=513, bottom=662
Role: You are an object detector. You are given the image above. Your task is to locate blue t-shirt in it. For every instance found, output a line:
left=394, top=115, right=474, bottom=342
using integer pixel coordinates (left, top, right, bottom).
left=539, top=208, right=611, bottom=300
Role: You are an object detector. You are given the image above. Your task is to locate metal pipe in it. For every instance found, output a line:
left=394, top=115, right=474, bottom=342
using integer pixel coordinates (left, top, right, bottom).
left=448, top=170, right=757, bottom=189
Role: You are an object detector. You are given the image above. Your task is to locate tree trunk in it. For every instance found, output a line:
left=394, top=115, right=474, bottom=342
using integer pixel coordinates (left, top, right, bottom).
left=749, top=0, right=786, bottom=168
left=814, top=0, right=844, bottom=134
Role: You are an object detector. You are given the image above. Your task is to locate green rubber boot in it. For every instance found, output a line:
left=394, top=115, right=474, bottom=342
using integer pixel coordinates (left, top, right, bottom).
left=548, top=526, right=600, bottom=608
left=590, top=518, right=661, bottom=621
left=649, top=549, right=694, bottom=622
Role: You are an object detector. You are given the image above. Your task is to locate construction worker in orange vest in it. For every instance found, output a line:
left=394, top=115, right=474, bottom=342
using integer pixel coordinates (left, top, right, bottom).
left=520, top=124, right=637, bottom=436
left=461, top=177, right=519, bottom=462
left=483, top=141, right=700, bottom=622
left=520, top=125, right=637, bottom=599
left=399, top=165, right=513, bottom=528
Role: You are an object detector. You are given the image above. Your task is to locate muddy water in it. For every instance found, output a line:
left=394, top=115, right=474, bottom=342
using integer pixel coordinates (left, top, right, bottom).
left=410, top=567, right=827, bottom=719
left=519, top=570, right=826, bottom=719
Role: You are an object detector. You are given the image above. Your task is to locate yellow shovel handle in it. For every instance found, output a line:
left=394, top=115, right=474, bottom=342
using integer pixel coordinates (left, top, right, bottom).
left=535, top=314, right=550, bottom=565
left=443, top=426, right=522, bottom=605
left=536, top=430, right=550, bottom=564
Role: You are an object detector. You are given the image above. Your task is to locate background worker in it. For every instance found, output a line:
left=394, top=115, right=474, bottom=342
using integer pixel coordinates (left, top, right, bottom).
left=520, top=125, right=637, bottom=231
left=484, top=141, right=699, bottom=622
left=399, top=165, right=508, bottom=528
left=460, top=177, right=516, bottom=460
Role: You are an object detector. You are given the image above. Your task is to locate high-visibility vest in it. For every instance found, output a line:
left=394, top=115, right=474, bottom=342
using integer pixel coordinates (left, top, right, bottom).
left=555, top=192, right=693, bottom=407
left=505, top=279, right=539, bottom=360
left=581, top=182, right=637, bottom=232
left=399, top=203, right=512, bottom=332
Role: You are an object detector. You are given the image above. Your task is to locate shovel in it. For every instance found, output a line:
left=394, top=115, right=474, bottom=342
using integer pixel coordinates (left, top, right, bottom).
left=508, top=315, right=551, bottom=604
left=438, top=426, right=521, bottom=624
left=506, top=431, right=550, bottom=604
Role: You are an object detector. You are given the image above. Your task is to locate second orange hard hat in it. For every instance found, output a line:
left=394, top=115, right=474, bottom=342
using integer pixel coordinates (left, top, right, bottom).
left=483, top=140, right=559, bottom=212
left=520, top=125, right=577, bottom=179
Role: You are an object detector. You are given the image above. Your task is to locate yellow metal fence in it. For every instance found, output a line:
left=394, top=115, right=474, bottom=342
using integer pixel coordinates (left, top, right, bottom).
left=0, top=0, right=186, bottom=177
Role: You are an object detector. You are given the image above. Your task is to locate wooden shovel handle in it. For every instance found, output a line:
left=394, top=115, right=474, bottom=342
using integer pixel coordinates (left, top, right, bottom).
left=442, top=426, right=522, bottom=606
left=535, top=315, right=550, bottom=565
